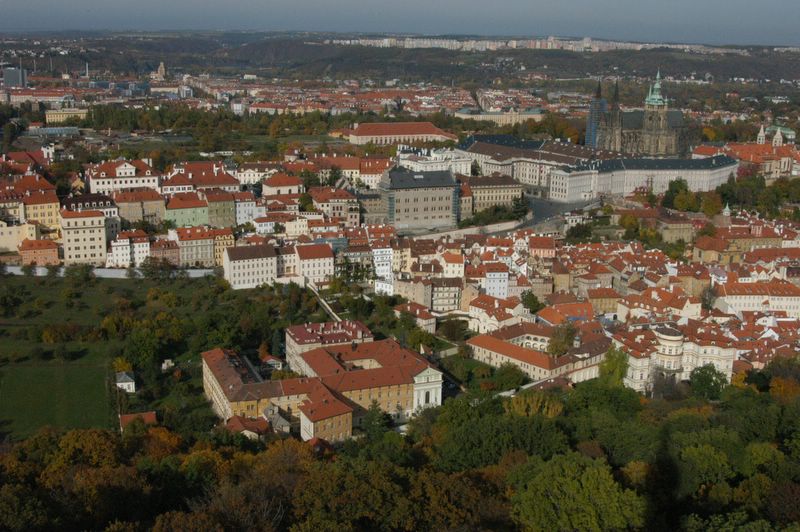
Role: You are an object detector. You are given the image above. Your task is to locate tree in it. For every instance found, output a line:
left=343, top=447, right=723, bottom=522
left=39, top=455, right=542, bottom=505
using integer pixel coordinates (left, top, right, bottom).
left=45, top=264, right=60, bottom=280
left=2, top=122, right=18, bottom=151
left=520, top=290, right=544, bottom=313
left=298, top=193, right=314, bottom=212
left=505, top=389, right=564, bottom=418
left=362, top=401, right=390, bottom=442
left=0, top=484, right=50, bottom=531
left=470, top=160, right=481, bottom=176
left=690, top=364, right=727, bottom=400
left=139, top=257, right=176, bottom=281
left=599, top=346, right=628, bottom=387
left=701, top=285, right=716, bottom=310
left=511, top=195, right=528, bottom=218
left=21, top=263, right=35, bottom=277
left=152, top=512, right=223, bottom=532
left=566, top=223, right=592, bottom=241
left=698, top=223, right=717, bottom=237
left=492, top=363, right=527, bottom=391
left=701, top=192, right=723, bottom=217
left=547, top=322, right=577, bottom=356
left=662, top=179, right=689, bottom=210
left=673, top=189, right=699, bottom=212
left=618, top=213, right=639, bottom=238
left=511, top=453, right=645, bottom=531
left=438, top=319, right=467, bottom=342
left=63, top=263, right=95, bottom=287
left=0, top=285, right=24, bottom=317
left=327, top=166, right=342, bottom=186
left=112, top=357, right=133, bottom=373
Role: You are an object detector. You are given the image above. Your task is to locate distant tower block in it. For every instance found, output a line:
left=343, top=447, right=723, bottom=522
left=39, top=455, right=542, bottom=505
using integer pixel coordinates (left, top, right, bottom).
left=156, top=62, right=167, bottom=81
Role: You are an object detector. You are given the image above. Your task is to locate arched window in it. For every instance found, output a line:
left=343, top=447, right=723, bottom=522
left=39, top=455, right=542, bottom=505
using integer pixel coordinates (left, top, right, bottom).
left=425, top=391, right=430, bottom=404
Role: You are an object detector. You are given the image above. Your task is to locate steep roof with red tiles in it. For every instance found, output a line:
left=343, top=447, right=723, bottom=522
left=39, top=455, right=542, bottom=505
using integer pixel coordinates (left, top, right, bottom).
left=86, top=159, right=157, bottom=178
left=166, top=192, right=207, bottom=210
left=119, top=411, right=157, bottom=431
left=308, top=186, right=356, bottom=203
left=296, top=243, right=334, bottom=261
left=113, top=188, right=164, bottom=203
left=60, top=209, right=104, bottom=219
left=21, top=189, right=58, bottom=205
left=286, top=320, right=372, bottom=346
left=225, top=415, right=270, bottom=435
left=263, top=173, right=303, bottom=187
left=18, top=238, right=58, bottom=251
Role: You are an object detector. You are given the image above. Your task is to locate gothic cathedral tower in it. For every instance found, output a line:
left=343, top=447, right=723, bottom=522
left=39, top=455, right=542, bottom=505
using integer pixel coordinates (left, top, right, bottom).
left=642, top=70, right=672, bottom=156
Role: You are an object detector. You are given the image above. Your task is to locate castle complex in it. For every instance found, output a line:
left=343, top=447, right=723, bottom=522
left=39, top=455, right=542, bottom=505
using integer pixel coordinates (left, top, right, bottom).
left=594, top=72, right=687, bottom=157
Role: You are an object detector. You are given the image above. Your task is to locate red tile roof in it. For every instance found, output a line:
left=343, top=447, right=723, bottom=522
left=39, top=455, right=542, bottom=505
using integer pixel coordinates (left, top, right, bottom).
left=119, top=411, right=157, bottom=431
left=18, top=238, right=58, bottom=251
left=296, top=243, right=334, bottom=261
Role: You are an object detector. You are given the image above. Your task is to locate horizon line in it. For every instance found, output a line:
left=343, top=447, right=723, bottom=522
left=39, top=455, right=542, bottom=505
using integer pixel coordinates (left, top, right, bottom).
left=0, top=29, right=798, bottom=49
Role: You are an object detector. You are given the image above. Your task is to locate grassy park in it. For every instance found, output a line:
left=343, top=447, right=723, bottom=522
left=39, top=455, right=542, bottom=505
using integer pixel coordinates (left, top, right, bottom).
left=0, top=272, right=153, bottom=438
left=0, top=268, right=327, bottom=440
left=0, top=354, right=112, bottom=438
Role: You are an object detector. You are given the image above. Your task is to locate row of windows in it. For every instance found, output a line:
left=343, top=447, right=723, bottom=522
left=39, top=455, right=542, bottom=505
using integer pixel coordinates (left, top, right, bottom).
left=400, top=196, right=452, bottom=203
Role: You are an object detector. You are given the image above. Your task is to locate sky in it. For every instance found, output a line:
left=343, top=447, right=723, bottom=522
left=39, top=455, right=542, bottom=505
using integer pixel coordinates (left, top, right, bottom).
left=0, top=0, right=798, bottom=46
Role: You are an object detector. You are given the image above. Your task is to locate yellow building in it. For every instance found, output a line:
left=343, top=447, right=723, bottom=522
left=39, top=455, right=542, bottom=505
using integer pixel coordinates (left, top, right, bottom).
left=211, top=229, right=235, bottom=267
left=22, top=190, right=61, bottom=234
left=0, top=220, right=40, bottom=252
left=45, top=108, right=88, bottom=124
left=201, top=338, right=443, bottom=442
left=0, top=192, right=23, bottom=224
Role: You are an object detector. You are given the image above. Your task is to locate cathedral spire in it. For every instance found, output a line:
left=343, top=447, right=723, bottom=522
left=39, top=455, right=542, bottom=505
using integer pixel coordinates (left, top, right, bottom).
left=645, top=70, right=665, bottom=106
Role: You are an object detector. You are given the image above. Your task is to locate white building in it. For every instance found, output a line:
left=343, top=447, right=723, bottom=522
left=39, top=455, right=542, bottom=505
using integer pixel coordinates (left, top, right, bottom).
left=617, top=325, right=737, bottom=394
left=86, top=159, right=161, bottom=195
left=61, top=210, right=107, bottom=266
left=397, top=147, right=472, bottom=176
left=484, top=263, right=510, bottom=299
left=223, top=244, right=278, bottom=290
left=714, top=280, right=800, bottom=318
left=296, top=243, right=335, bottom=285
left=412, top=367, right=444, bottom=414
left=115, top=372, right=136, bottom=393
left=106, top=230, right=150, bottom=268
left=371, top=243, right=394, bottom=280
left=236, top=163, right=278, bottom=185
left=468, top=294, right=525, bottom=334
left=440, top=252, right=465, bottom=278
left=548, top=156, right=739, bottom=203
left=233, top=191, right=258, bottom=226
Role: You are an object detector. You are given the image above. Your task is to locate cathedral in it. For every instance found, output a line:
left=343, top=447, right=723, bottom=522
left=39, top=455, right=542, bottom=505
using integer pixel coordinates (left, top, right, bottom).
left=593, top=72, right=688, bottom=157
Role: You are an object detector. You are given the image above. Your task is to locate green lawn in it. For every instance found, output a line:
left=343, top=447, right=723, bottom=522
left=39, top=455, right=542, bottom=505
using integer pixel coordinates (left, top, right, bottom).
left=0, top=356, right=112, bottom=439
left=0, top=275, right=178, bottom=439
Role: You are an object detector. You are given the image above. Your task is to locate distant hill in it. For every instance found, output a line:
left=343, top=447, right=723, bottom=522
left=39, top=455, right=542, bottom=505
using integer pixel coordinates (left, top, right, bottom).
left=6, top=33, right=799, bottom=82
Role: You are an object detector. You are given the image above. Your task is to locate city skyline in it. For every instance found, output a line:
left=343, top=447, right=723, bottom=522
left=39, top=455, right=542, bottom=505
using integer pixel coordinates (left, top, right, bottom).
left=0, top=0, right=799, bottom=47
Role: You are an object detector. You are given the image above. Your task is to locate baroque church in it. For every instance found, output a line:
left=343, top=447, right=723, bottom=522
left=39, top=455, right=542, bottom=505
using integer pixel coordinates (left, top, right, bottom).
left=594, top=72, right=688, bottom=157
